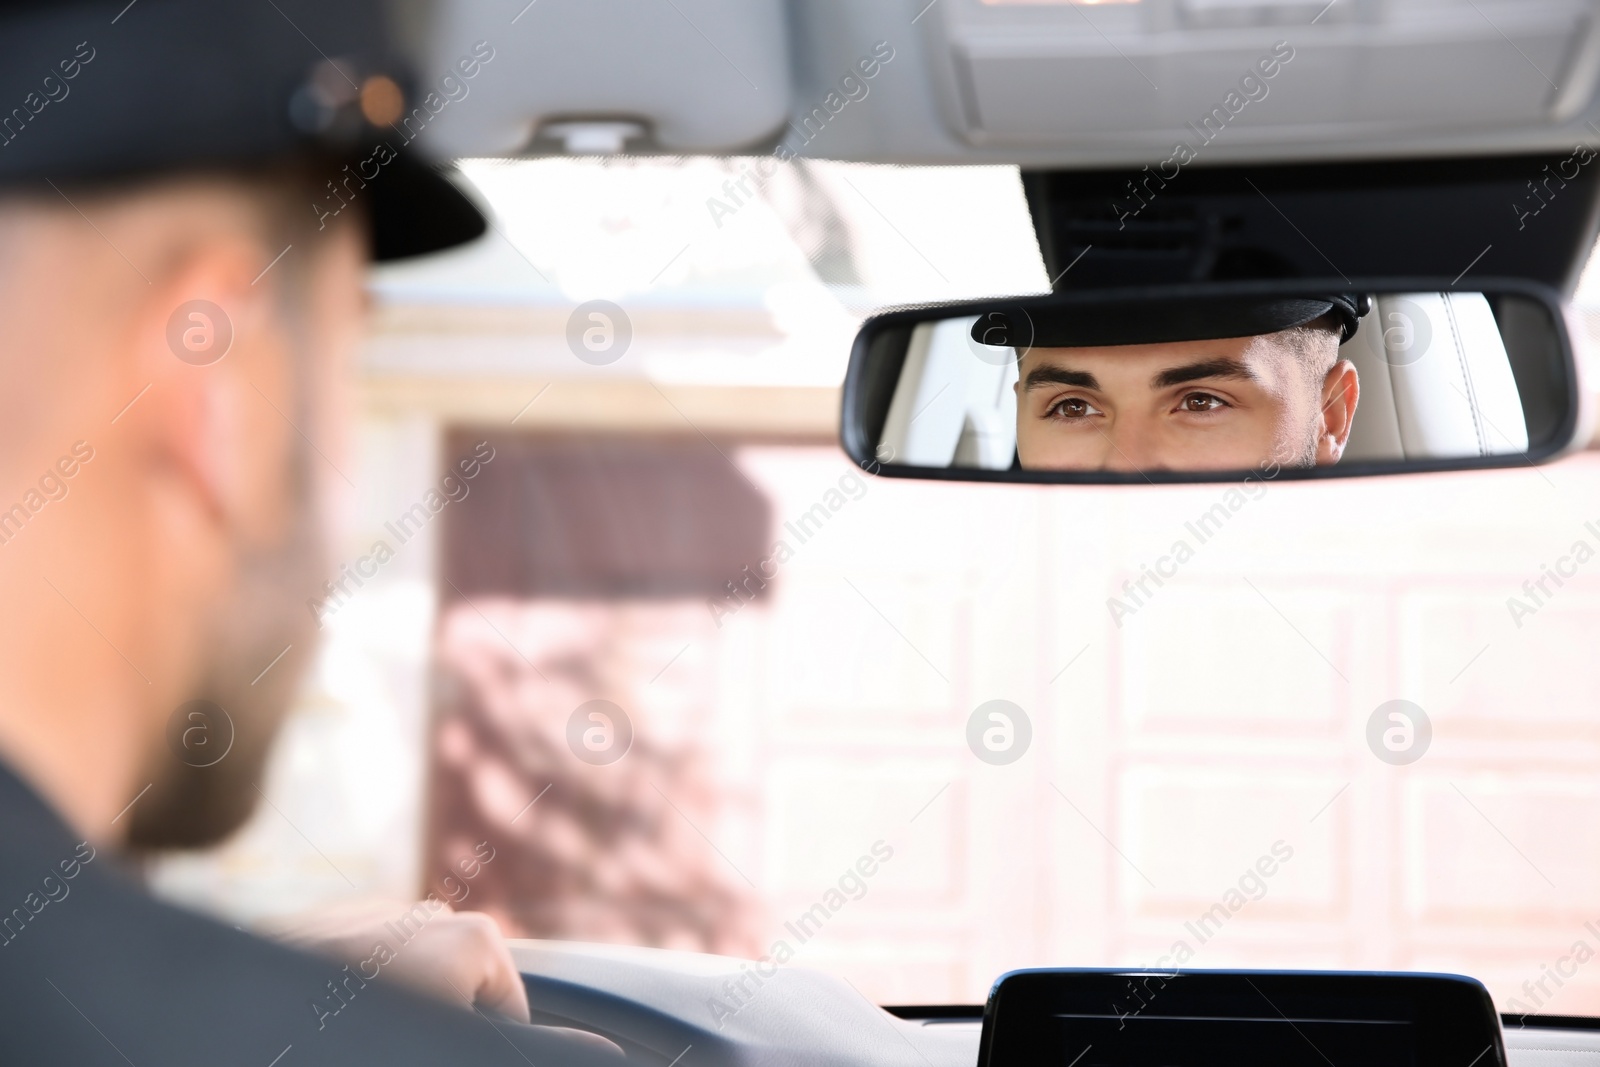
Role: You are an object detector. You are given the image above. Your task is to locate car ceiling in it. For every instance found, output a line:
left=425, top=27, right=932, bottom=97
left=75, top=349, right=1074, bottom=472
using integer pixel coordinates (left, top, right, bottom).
left=398, top=0, right=1600, bottom=167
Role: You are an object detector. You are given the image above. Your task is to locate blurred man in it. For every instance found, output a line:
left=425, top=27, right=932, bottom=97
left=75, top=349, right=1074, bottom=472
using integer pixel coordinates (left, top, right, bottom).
left=0, top=2, right=616, bottom=1063
left=987, top=295, right=1364, bottom=472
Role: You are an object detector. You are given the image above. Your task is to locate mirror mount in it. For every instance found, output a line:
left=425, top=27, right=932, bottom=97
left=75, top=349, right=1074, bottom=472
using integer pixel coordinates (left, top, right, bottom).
left=1022, top=153, right=1600, bottom=297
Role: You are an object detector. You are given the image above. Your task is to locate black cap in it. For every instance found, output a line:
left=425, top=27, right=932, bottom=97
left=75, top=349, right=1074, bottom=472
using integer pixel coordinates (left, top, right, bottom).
left=972, top=294, right=1371, bottom=350
left=0, top=0, right=485, bottom=260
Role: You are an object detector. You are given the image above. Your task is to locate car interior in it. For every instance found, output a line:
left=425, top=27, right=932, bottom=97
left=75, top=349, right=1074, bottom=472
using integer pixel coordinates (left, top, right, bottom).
left=147, top=1, right=1600, bottom=1065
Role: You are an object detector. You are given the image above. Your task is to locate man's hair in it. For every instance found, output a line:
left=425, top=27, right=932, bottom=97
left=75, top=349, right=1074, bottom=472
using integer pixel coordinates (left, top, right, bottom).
left=1273, top=309, right=1344, bottom=388
left=229, top=158, right=343, bottom=264
left=9, top=156, right=339, bottom=286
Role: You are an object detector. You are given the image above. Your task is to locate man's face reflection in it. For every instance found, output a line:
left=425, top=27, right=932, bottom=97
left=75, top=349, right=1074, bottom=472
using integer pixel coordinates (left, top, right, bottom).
left=1013, top=328, right=1359, bottom=472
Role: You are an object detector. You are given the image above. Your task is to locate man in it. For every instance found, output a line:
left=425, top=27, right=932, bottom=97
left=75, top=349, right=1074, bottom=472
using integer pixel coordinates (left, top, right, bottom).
left=990, top=295, right=1365, bottom=472
left=0, top=2, right=619, bottom=1063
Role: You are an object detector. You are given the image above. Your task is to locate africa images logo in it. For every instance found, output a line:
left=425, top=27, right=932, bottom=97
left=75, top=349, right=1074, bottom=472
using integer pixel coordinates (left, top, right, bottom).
left=1366, top=700, right=1430, bottom=766
left=166, top=299, right=233, bottom=365
left=566, top=700, right=633, bottom=766
left=166, top=700, right=235, bottom=768
left=966, top=700, right=1031, bottom=765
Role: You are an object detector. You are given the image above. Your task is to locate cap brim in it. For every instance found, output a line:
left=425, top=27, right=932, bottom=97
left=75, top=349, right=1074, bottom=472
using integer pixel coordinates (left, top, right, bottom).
left=367, top=159, right=487, bottom=262
left=974, top=297, right=1343, bottom=350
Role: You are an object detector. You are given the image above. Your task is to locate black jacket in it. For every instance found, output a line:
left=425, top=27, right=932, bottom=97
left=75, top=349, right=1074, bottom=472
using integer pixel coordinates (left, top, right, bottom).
left=0, top=760, right=612, bottom=1065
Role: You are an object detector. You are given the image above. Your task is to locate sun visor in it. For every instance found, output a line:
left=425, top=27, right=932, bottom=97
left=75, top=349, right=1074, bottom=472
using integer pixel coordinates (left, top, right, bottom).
left=393, top=0, right=792, bottom=156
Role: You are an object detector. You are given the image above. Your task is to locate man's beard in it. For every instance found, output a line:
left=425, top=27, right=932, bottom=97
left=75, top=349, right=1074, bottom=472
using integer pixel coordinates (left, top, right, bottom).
left=1277, top=386, right=1325, bottom=469
left=1289, top=417, right=1321, bottom=468
left=126, top=466, right=328, bottom=851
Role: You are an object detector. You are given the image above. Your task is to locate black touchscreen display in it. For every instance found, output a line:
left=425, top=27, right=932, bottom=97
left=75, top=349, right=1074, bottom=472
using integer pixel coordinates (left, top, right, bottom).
left=979, top=970, right=1502, bottom=1067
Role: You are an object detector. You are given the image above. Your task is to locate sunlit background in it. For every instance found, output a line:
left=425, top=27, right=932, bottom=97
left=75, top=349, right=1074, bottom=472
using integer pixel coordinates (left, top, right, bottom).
left=151, top=156, right=1600, bottom=1016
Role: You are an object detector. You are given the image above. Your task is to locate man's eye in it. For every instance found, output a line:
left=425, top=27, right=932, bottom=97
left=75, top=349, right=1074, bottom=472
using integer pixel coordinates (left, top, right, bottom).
left=1049, top=397, right=1101, bottom=419
left=1180, top=392, right=1227, bottom=413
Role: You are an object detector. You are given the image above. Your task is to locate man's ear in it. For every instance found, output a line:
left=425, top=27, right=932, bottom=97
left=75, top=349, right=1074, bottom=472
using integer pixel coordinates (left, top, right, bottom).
left=1316, top=358, right=1360, bottom=464
left=127, top=233, right=292, bottom=535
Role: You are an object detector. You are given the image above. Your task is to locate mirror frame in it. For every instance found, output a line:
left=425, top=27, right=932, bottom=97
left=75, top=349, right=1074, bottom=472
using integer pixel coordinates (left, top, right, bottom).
left=840, top=277, right=1586, bottom=484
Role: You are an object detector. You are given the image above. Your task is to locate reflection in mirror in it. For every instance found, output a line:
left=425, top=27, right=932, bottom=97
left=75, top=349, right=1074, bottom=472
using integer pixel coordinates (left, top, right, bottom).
left=862, top=289, right=1571, bottom=478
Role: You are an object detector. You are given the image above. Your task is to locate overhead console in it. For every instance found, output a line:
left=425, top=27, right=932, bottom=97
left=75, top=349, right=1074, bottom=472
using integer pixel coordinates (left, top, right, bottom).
left=397, top=0, right=1600, bottom=167
left=932, top=0, right=1600, bottom=151
left=979, top=969, right=1507, bottom=1067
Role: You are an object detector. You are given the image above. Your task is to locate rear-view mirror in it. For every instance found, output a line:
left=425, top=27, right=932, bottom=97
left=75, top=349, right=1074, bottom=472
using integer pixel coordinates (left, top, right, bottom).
left=841, top=282, right=1584, bottom=482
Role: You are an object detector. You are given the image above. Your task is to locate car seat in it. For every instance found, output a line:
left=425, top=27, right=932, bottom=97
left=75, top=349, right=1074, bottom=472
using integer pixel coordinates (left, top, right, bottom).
left=1340, top=292, right=1529, bottom=461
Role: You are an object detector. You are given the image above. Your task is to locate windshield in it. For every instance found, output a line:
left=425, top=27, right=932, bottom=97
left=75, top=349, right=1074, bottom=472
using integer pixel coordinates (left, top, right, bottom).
left=151, top=156, right=1600, bottom=1020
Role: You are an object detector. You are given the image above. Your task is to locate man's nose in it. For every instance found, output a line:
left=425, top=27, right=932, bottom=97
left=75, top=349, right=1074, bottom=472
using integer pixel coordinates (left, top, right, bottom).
left=1096, top=418, right=1163, bottom=472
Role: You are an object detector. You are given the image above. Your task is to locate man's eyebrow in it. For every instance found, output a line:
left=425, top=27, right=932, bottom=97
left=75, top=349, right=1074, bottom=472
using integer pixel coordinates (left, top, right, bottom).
left=1150, top=357, right=1257, bottom=389
left=1023, top=365, right=1101, bottom=391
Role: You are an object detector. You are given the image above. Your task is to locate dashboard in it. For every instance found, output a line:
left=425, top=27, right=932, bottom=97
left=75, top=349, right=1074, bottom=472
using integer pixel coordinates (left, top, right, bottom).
left=508, top=942, right=1600, bottom=1067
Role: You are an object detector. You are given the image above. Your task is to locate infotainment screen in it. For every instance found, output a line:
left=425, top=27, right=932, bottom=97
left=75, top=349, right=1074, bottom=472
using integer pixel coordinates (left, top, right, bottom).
left=978, top=970, right=1503, bottom=1067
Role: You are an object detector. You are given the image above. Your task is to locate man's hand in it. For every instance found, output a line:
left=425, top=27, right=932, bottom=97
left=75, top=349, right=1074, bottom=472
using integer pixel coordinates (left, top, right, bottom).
left=262, top=897, right=532, bottom=1022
